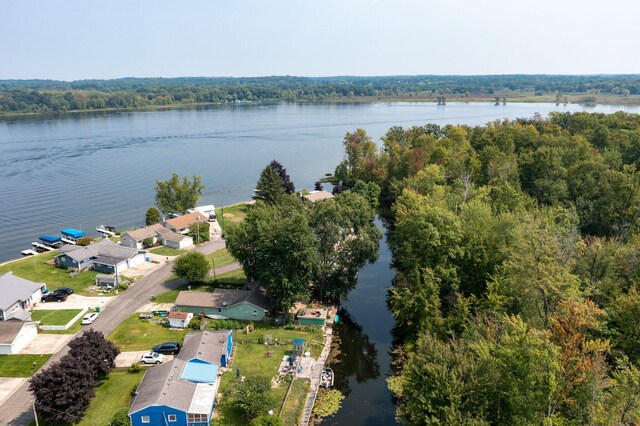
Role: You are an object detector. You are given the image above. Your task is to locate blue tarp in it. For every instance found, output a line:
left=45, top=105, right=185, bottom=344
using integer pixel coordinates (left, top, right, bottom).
left=39, top=235, right=61, bottom=243
left=181, top=361, right=218, bottom=384
left=61, top=228, right=85, bottom=238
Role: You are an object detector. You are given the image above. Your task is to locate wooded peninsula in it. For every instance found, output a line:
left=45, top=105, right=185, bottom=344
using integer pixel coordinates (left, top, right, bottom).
left=3, top=75, right=640, bottom=115
left=330, top=111, right=640, bottom=424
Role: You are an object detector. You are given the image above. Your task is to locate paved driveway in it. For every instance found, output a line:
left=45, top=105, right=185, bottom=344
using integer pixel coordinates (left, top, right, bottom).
left=0, top=379, right=27, bottom=408
left=35, top=294, right=114, bottom=311
left=17, top=335, right=74, bottom=355
left=115, top=351, right=175, bottom=368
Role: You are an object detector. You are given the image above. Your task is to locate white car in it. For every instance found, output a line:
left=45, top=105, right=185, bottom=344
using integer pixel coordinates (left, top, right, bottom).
left=81, top=312, right=99, bottom=325
left=140, top=352, right=166, bottom=365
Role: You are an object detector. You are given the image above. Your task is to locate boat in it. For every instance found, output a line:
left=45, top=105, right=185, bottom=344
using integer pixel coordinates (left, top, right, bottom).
left=39, top=235, right=62, bottom=248
left=96, top=225, right=116, bottom=236
left=61, top=228, right=85, bottom=244
left=320, top=367, right=334, bottom=388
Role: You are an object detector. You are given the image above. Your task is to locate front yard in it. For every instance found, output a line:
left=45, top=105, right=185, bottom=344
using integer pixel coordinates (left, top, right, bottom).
left=154, top=268, right=247, bottom=304
left=0, top=354, right=51, bottom=377
left=31, top=309, right=82, bottom=326
left=150, top=246, right=185, bottom=256
left=0, top=252, right=98, bottom=295
left=108, top=313, right=189, bottom=352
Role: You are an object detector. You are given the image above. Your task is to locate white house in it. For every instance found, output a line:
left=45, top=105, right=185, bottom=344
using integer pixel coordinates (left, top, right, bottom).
left=168, top=311, right=193, bottom=328
left=120, top=224, right=172, bottom=249
left=0, top=320, right=38, bottom=355
left=187, top=205, right=216, bottom=221
left=0, top=272, right=45, bottom=321
left=162, top=233, right=193, bottom=250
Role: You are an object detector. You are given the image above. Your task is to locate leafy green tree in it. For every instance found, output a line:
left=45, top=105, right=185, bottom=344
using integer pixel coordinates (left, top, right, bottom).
left=226, top=198, right=318, bottom=312
left=233, top=376, right=273, bottom=419
left=268, top=160, right=295, bottom=194
left=188, top=221, right=210, bottom=244
left=154, top=173, right=204, bottom=214
left=250, top=415, right=283, bottom=426
left=145, top=207, right=161, bottom=225
left=609, top=287, right=640, bottom=361
left=307, top=191, right=380, bottom=300
left=142, top=237, right=154, bottom=249
left=173, top=252, right=210, bottom=283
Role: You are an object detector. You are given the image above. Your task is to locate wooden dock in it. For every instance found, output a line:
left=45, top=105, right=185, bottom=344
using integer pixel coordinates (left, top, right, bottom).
left=299, top=327, right=333, bottom=426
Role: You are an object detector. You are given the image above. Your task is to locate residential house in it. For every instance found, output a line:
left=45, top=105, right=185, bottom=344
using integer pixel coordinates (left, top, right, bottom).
left=168, top=311, right=193, bottom=329
left=129, top=330, right=233, bottom=426
left=164, top=212, right=208, bottom=235
left=175, top=288, right=271, bottom=321
left=178, top=330, right=233, bottom=368
left=0, top=272, right=46, bottom=321
left=161, top=232, right=193, bottom=250
left=120, top=224, right=171, bottom=249
left=0, top=320, right=38, bottom=355
left=56, top=239, right=146, bottom=273
left=299, top=190, right=334, bottom=203
left=128, top=359, right=218, bottom=426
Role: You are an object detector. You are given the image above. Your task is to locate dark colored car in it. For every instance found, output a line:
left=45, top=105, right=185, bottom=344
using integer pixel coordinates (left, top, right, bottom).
left=41, top=292, right=68, bottom=303
left=54, top=287, right=74, bottom=296
left=152, top=342, right=181, bottom=355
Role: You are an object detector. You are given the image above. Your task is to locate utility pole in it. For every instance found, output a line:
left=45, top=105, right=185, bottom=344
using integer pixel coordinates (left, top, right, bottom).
left=33, top=400, right=39, bottom=426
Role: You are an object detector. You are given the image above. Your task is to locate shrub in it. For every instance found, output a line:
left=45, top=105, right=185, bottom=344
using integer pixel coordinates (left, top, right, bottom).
left=110, top=408, right=132, bottom=426
left=116, top=282, right=129, bottom=292
left=172, top=252, right=209, bottom=283
left=128, top=363, right=141, bottom=374
left=76, top=237, right=92, bottom=246
left=233, top=376, right=273, bottom=419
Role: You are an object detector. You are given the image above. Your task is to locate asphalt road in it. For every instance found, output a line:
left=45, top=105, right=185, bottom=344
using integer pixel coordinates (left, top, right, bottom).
left=2, top=239, right=240, bottom=426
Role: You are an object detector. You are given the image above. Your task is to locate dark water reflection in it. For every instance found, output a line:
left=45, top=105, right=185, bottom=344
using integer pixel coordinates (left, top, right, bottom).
left=324, top=218, right=398, bottom=425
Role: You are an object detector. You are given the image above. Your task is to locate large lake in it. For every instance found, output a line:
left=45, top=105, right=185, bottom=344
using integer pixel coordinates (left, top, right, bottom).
left=2, top=101, right=640, bottom=425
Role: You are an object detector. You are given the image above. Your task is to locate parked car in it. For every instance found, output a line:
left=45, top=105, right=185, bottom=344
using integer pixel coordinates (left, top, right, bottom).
left=152, top=342, right=181, bottom=355
left=81, top=312, right=99, bottom=325
left=140, top=352, right=166, bottom=365
left=138, top=313, right=153, bottom=320
left=54, top=287, right=74, bottom=296
left=41, top=292, right=67, bottom=303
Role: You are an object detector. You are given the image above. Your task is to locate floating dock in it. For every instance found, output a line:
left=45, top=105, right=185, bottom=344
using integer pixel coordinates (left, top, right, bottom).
left=96, top=225, right=116, bottom=236
left=31, top=242, right=55, bottom=252
left=61, top=228, right=85, bottom=244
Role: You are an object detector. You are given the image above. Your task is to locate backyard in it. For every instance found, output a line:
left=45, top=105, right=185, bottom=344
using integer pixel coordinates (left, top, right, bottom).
left=0, top=354, right=51, bottom=377
left=216, top=202, right=252, bottom=233
left=108, top=313, right=189, bottom=352
left=0, top=252, right=98, bottom=295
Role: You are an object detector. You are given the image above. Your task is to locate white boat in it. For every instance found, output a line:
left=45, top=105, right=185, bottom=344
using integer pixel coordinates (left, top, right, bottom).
left=96, top=225, right=116, bottom=236
left=320, top=367, right=334, bottom=388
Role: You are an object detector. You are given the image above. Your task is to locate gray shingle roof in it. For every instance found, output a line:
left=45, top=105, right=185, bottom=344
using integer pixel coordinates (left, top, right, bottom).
left=162, top=232, right=191, bottom=243
left=59, top=239, right=140, bottom=263
left=0, top=272, right=45, bottom=312
left=175, top=289, right=271, bottom=312
left=124, top=223, right=171, bottom=242
left=129, top=359, right=197, bottom=414
left=0, top=320, right=30, bottom=344
left=178, top=330, right=231, bottom=366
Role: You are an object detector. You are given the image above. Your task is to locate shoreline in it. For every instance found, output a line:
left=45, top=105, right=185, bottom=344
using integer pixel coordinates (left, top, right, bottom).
left=2, top=94, right=640, bottom=119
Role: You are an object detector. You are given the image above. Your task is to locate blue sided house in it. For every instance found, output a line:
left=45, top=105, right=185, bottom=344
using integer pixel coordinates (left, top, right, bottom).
left=56, top=239, right=146, bottom=273
left=129, top=330, right=234, bottom=426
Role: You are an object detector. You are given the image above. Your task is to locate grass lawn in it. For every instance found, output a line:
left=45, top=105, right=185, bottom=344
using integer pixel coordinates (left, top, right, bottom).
left=0, top=354, right=51, bottom=377
left=205, top=248, right=236, bottom=269
left=0, top=252, right=98, bottom=295
left=216, top=202, right=252, bottom=233
left=39, top=318, right=84, bottom=335
left=108, top=313, right=189, bottom=352
left=30, top=309, right=82, bottom=326
left=150, top=246, right=185, bottom=256
left=215, top=326, right=322, bottom=425
left=281, top=378, right=310, bottom=425
left=75, top=368, right=144, bottom=426
left=154, top=268, right=247, bottom=304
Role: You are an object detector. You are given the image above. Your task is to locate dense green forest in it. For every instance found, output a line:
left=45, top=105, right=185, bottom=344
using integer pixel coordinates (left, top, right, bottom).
left=332, top=111, right=640, bottom=424
left=2, top=75, right=640, bottom=114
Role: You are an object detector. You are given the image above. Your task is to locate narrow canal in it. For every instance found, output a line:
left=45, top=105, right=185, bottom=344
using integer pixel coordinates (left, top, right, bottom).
left=325, top=218, right=397, bottom=425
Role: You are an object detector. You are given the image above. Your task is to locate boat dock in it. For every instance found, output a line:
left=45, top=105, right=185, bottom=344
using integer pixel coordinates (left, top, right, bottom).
left=299, top=327, right=333, bottom=426
left=31, top=242, right=55, bottom=252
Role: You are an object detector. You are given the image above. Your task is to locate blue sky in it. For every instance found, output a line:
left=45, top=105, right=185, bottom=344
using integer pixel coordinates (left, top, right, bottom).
left=1, top=0, right=639, bottom=80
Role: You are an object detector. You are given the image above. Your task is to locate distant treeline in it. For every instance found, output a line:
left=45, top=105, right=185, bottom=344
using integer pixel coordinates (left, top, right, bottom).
left=2, top=74, right=640, bottom=114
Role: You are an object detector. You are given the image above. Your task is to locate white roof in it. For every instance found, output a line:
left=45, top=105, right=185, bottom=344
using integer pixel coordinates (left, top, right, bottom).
left=189, top=382, right=218, bottom=414
left=0, top=272, right=45, bottom=311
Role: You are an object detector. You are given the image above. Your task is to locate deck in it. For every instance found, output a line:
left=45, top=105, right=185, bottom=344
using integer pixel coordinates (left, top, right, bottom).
left=299, top=327, right=333, bottom=426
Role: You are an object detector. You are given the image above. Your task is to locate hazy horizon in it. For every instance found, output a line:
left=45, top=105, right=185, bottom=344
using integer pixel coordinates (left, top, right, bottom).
left=2, top=0, right=639, bottom=80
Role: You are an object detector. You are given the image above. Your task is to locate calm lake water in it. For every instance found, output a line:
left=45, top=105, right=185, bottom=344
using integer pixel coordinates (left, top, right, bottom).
left=2, top=101, right=640, bottom=424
